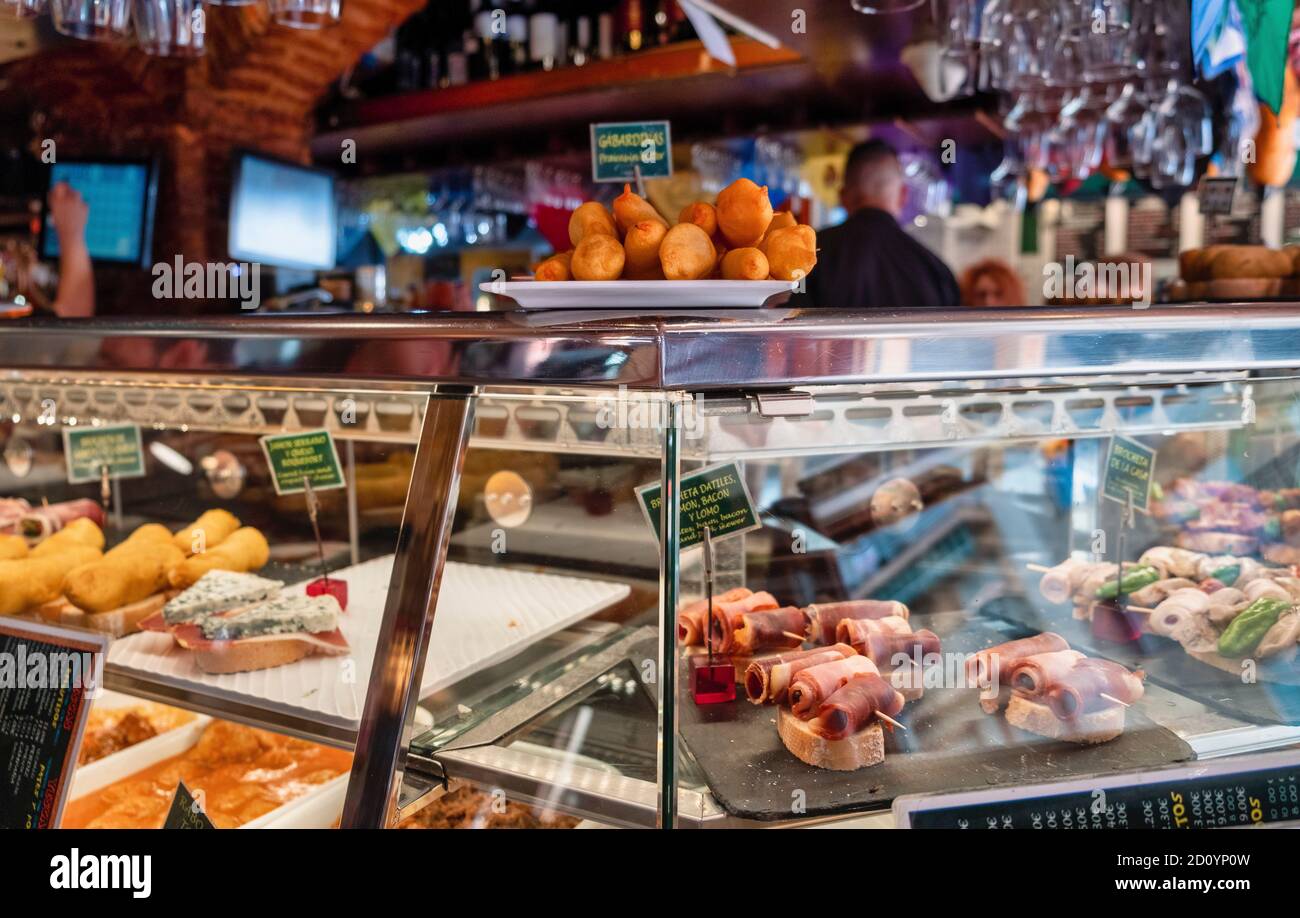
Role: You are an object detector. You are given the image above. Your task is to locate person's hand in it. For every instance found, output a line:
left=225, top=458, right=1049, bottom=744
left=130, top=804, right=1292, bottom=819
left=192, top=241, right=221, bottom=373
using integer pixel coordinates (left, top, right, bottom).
left=47, top=182, right=89, bottom=247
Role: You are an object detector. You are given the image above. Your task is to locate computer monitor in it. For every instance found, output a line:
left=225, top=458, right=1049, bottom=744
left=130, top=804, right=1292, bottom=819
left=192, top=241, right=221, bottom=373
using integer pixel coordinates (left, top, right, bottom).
left=40, top=158, right=158, bottom=266
left=228, top=152, right=337, bottom=272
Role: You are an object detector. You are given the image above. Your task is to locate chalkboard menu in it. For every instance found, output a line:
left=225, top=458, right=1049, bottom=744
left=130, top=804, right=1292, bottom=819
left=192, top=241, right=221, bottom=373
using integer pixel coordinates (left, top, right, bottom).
left=894, top=749, right=1300, bottom=829
left=0, top=619, right=106, bottom=829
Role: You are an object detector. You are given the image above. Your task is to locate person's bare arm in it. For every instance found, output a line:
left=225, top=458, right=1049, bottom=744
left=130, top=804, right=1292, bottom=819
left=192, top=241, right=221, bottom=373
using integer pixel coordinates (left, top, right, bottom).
left=48, top=182, right=94, bottom=317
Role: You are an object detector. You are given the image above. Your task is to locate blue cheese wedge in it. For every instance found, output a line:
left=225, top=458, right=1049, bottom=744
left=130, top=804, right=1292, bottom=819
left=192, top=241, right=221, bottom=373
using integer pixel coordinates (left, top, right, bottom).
left=199, top=594, right=340, bottom=641
left=163, top=570, right=284, bottom=625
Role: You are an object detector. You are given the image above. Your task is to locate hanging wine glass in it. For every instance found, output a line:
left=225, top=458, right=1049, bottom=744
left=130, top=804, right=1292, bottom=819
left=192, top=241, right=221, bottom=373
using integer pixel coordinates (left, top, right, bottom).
left=134, top=0, right=206, bottom=56
left=850, top=0, right=926, bottom=13
left=51, top=0, right=131, bottom=40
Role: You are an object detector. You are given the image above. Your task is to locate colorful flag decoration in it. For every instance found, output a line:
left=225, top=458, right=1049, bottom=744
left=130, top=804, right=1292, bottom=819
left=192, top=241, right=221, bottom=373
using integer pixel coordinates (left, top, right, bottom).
left=1235, top=0, right=1297, bottom=114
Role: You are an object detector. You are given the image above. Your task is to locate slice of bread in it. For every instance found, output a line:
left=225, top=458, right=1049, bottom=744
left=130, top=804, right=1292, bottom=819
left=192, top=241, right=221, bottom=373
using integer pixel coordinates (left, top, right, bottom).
left=1005, top=694, right=1124, bottom=745
left=192, top=638, right=315, bottom=674
left=39, top=591, right=173, bottom=637
left=777, top=706, right=885, bottom=771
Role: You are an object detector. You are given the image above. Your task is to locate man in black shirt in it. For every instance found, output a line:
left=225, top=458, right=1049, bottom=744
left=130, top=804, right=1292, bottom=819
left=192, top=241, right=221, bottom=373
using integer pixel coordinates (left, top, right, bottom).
left=794, top=140, right=960, bottom=310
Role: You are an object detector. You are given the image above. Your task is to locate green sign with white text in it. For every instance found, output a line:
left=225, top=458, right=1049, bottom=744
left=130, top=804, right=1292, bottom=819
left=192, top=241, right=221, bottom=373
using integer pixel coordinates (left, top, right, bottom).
left=636, top=461, right=760, bottom=549
left=63, top=424, right=145, bottom=484
left=1103, top=436, right=1156, bottom=514
left=591, top=121, right=673, bottom=183
left=259, top=429, right=345, bottom=496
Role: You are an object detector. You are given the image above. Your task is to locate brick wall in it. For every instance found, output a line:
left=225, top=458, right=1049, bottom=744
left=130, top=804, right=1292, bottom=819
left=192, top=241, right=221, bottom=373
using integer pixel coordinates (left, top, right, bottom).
left=0, top=1, right=422, bottom=314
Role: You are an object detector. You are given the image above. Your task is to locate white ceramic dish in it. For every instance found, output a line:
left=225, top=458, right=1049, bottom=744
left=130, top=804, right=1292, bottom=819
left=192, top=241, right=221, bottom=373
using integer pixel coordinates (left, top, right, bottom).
left=107, top=557, right=631, bottom=731
left=483, top=279, right=796, bottom=309
left=65, top=717, right=344, bottom=829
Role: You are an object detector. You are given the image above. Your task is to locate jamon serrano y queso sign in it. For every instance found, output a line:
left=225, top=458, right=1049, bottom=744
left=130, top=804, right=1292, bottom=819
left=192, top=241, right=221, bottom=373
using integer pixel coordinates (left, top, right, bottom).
left=258, top=429, right=345, bottom=496
left=636, top=460, right=760, bottom=549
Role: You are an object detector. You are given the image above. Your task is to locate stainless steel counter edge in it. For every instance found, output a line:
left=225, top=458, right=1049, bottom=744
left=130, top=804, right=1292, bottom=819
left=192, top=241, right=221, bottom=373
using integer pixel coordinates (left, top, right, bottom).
left=2, top=304, right=1299, bottom=389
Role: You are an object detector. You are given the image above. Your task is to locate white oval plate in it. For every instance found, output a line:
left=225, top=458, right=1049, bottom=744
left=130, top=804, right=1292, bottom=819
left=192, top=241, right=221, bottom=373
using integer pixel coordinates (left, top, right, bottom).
left=482, top=279, right=797, bottom=309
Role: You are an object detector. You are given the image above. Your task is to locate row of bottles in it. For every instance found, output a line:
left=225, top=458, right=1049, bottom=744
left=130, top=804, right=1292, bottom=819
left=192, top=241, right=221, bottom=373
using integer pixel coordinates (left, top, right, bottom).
left=356, top=1, right=695, bottom=97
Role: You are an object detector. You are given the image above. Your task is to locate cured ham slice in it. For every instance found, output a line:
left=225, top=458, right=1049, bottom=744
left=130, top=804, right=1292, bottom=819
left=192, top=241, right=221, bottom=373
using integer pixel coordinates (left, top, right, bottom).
left=170, top=622, right=350, bottom=654
left=964, top=632, right=1069, bottom=686
left=1045, top=658, right=1145, bottom=720
left=710, top=602, right=805, bottom=654
left=18, top=499, right=104, bottom=539
left=805, top=599, right=908, bottom=645
left=837, top=622, right=940, bottom=668
left=808, top=674, right=904, bottom=740
left=1009, top=650, right=1086, bottom=696
left=744, top=644, right=856, bottom=705
left=788, top=656, right=879, bottom=719
left=676, top=587, right=754, bottom=646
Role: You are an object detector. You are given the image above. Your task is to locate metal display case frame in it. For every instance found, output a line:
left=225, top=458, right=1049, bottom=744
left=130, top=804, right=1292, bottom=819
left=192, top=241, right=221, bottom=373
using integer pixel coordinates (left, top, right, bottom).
left=4, top=304, right=1300, bottom=829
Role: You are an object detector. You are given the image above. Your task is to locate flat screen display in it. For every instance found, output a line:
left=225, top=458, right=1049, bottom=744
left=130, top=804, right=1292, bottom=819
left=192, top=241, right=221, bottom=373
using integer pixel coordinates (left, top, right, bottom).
left=41, top=160, right=157, bottom=265
left=228, top=153, right=336, bottom=272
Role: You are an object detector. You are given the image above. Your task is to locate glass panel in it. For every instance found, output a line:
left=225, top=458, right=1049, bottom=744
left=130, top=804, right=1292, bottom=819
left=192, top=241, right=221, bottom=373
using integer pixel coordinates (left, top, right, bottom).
left=409, top=386, right=666, bottom=828
left=0, top=371, right=427, bottom=828
left=673, top=373, right=1300, bottom=827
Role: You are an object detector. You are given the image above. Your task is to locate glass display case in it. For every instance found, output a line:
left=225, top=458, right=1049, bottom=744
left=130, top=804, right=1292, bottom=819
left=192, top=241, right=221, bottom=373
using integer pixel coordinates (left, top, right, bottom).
left=5, top=306, right=1300, bottom=829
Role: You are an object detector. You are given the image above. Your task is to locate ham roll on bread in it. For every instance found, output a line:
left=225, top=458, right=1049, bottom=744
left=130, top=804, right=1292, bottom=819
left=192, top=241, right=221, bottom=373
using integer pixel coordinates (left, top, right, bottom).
left=778, top=672, right=904, bottom=771
left=811, top=674, right=905, bottom=740
left=1006, top=654, right=1145, bottom=745
left=965, top=632, right=1070, bottom=712
left=788, top=656, right=879, bottom=718
left=838, top=620, right=940, bottom=667
left=744, top=644, right=856, bottom=705
left=710, top=603, right=808, bottom=655
left=805, top=599, right=907, bottom=645
left=1044, top=658, right=1145, bottom=721
left=1008, top=650, right=1087, bottom=696
left=676, top=587, right=757, bottom=646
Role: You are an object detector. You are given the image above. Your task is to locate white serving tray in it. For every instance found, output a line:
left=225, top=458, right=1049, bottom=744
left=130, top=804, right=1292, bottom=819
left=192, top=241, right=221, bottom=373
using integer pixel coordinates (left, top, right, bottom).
left=65, top=715, right=344, bottom=829
left=483, top=279, right=796, bottom=309
left=107, top=557, right=631, bottom=732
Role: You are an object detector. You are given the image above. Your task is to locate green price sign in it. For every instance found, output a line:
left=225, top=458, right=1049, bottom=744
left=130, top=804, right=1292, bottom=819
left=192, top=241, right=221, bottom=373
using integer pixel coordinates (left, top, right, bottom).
left=636, top=460, right=760, bottom=550
left=590, top=120, right=673, bottom=183
left=259, top=428, right=345, bottom=496
left=1103, top=436, right=1156, bottom=514
left=63, top=423, right=145, bottom=484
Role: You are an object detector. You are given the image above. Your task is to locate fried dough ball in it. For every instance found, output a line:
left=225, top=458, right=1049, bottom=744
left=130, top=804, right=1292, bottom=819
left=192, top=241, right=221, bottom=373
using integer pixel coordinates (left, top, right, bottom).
left=613, top=184, right=666, bottom=235
left=677, top=202, right=718, bottom=237
left=568, top=202, right=618, bottom=247
left=623, top=220, right=668, bottom=279
left=710, top=239, right=728, bottom=278
left=758, top=211, right=797, bottom=255
left=765, top=225, right=818, bottom=282
left=534, top=251, right=572, bottom=281
left=721, top=247, right=770, bottom=281
left=659, top=222, right=716, bottom=280
left=716, top=177, right=774, bottom=247
left=571, top=233, right=626, bottom=280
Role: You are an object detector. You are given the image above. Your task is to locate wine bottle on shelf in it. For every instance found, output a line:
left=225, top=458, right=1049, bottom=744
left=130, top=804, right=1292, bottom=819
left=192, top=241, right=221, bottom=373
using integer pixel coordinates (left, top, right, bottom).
left=505, top=5, right=530, bottom=75
left=570, top=8, right=592, bottom=66
left=597, top=1, right=616, bottom=60
left=475, top=6, right=504, bottom=80
left=529, top=7, right=560, bottom=71
left=621, top=0, right=644, bottom=54
left=664, top=0, right=690, bottom=42
left=446, top=35, right=471, bottom=86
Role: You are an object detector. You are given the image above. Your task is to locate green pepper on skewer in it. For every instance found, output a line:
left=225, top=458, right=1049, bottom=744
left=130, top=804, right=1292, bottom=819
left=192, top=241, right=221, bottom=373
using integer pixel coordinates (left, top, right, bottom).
left=1095, top=564, right=1160, bottom=600
left=1210, top=564, right=1241, bottom=586
left=1218, top=598, right=1292, bottom=658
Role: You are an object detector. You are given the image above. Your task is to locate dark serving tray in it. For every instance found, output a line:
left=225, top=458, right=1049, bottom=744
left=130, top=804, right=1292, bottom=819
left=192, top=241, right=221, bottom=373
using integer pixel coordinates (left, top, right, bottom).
left=678, top=613, right=1194, bottom=822
left=986, top=597, right=1300, bottom=726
